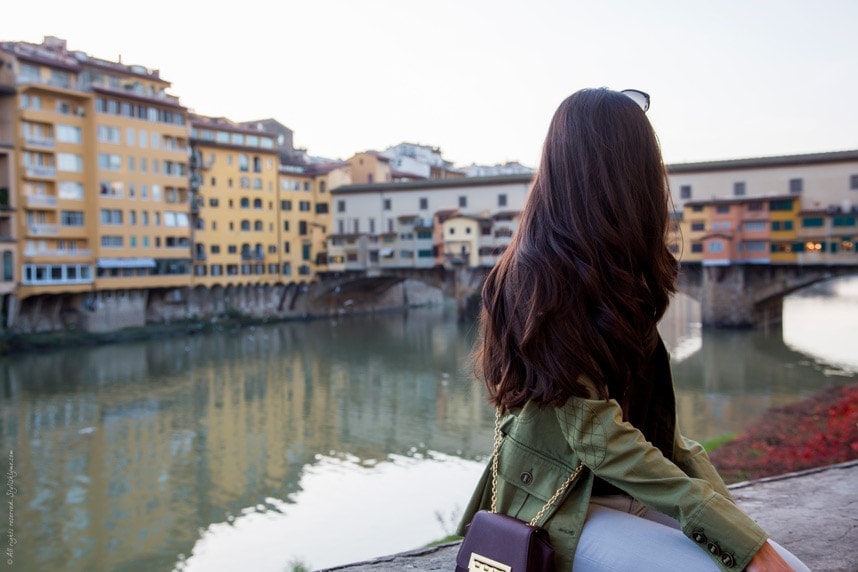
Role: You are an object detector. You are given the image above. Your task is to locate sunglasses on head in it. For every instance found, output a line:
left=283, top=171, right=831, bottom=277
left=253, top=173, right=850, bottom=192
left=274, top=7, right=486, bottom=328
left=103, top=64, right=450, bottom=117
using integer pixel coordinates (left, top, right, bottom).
left=621, top=89, right=650, bottom=113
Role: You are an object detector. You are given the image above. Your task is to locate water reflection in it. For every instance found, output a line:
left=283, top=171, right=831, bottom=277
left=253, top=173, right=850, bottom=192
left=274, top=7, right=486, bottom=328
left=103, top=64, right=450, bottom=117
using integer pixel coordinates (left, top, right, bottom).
left=0, top=279, right=855, bottom=571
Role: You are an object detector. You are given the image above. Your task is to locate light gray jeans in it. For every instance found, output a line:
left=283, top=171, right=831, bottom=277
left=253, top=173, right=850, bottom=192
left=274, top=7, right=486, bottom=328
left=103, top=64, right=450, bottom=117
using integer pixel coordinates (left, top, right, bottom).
left=573, top=495, right=811, bottom=571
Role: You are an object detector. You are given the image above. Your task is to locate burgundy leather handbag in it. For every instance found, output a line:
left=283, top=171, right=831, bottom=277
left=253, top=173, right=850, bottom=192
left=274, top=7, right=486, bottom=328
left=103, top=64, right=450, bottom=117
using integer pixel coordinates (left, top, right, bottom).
left=455, top=410, right=583, bottom=571
left=455, top=509, right=555, bottom=572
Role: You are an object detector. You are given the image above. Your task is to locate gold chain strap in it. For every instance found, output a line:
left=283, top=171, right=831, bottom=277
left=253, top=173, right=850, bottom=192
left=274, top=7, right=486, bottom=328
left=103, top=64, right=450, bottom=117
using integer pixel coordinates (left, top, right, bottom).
left=490, top=408, right=584, bottom=527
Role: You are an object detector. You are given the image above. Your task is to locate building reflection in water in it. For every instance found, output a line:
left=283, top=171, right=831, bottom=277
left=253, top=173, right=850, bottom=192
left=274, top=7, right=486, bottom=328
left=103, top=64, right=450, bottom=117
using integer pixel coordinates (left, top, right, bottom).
left=0, top=282, right=855, bottom=570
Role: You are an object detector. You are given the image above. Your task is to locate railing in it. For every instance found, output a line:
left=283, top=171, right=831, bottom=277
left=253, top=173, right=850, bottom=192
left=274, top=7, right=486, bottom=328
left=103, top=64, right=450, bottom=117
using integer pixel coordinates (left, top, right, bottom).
left=26, top=195, right=58, bottom=208
left=25, top=137, right=55, bottom=148
left=26, top=166, right=56, bottom=178
left=24, top=248, right=93, bottom=258
left=27, top=224, right=59, bottom=236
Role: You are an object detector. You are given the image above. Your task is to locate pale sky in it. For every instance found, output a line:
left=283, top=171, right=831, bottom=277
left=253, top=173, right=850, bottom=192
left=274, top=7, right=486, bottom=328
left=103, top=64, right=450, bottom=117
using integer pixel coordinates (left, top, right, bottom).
left=3, top=0, right=856, bottom=168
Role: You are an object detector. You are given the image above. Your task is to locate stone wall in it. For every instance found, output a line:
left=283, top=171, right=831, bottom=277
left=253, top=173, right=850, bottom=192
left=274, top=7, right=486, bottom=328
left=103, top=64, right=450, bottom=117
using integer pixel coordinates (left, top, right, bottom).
left=5, top=278, right=446, bottom=335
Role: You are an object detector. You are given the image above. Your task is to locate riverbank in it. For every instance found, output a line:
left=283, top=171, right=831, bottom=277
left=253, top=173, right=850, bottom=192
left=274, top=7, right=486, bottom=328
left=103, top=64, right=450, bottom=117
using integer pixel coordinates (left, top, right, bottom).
left=324, top=460, right=858, bottom=571
left=326, top=381, right=858, bottom=571
left=709, top=382, right=858, bottom=483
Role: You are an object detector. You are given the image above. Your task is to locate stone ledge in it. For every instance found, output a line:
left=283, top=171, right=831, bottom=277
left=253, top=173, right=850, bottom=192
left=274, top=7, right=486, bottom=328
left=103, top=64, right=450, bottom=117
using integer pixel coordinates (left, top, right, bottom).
left=321, top=460, right=858, bottom=572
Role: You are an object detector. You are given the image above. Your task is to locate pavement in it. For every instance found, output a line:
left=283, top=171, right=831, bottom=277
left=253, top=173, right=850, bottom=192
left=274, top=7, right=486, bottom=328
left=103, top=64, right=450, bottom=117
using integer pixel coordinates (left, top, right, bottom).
left=321, top=460, right=858, bottom=571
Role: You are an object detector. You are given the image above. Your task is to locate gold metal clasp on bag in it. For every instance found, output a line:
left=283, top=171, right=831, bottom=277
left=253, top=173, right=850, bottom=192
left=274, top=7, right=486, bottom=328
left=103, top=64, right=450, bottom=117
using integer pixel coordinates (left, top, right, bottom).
left=468, top=552, right=512, bottom=572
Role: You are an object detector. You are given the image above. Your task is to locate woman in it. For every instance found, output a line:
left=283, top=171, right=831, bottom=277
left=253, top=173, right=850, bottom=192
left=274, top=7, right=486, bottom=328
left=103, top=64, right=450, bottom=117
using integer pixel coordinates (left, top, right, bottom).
left=457, top=88, right=808, bottom=571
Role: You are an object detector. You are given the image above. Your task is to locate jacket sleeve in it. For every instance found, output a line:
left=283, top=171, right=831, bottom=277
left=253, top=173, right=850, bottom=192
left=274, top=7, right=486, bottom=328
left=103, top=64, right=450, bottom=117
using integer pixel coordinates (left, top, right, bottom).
left=672, top=422, right=733, bottom=501
left=556, top=397, right=767, bottom=572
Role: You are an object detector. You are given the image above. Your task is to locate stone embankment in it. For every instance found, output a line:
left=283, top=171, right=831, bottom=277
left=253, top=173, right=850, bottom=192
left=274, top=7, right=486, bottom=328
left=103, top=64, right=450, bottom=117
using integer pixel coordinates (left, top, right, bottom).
left=323, top=460, right=858, bottom=572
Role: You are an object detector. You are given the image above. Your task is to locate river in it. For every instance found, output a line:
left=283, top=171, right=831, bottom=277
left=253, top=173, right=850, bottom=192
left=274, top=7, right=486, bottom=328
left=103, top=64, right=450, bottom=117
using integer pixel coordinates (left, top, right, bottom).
left=1, top=277, right=856, bottom=571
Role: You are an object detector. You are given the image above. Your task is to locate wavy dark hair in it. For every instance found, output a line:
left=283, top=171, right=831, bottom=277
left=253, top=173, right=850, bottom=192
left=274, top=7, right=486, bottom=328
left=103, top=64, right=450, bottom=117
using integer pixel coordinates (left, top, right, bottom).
left=475, top=88, right=678, bottom=413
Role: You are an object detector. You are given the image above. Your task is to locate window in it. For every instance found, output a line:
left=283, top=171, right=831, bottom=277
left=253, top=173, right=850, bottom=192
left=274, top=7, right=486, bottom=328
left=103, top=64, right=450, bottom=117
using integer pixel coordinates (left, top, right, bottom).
left=60, top=211, right=84, bottom=226
left=337, top=200, right=346, bottom=213
left=690, top=243, right=703, bottom=253
left=282, top=200, right=292, bottom=211
left=211, top=245, right=221, bottom=254
left=769, top=199, right=793, bottom=211
left=690, top=222, right=706, bottom=232
left=100, top=209, right=123, bottom=225
left=851, top=174, right=858, bottom=190
left=316, top=203, right=328, bottom=214
left=498, top=194, right=507, bottom=208
left=98, top=153, right=122, bottom=171
left=833, top=215, right=856, bottom=227
left=747, top=201, right=764, bottom=212
left=239, top=154, right=249, bottom=172
left=210, top=198, right=219, bottom=207
left=2, top=252, right=12, bottom=281
left=101, top=236, right=123, bottom=247
left=240, top=197, right=250, bottom=208
left=733, top=182, right=746, bottom=196
left=420, top=197, right=429, bottom=210
left=744, top=221, right=766, bottom=232
left=708, top=241, right=724, bottom=253
left=789, top=178, right=803, bottom=194
left=771, top=220, right=794, bottom=231
left=383, top=198, right=391, bottom=210
left=459, top=196, right=467, bottom=208
left=680, top=185, right=692, bottom=199
left=716, top=205, right=730, bottom=213
left=299, top=221, right=308, bottom=236
left=802, top=217, right=824, bottom=228
left=299, top=201, right=310, bottom=212
left=241, top=220, right=251, bottom=231
left=56, top=125, right=82, bottom=144
left=98, top=126, right=122, bottom=144
left=58, top=182, right=84, bottom=200
left=57, top=153, right=83, bottom=172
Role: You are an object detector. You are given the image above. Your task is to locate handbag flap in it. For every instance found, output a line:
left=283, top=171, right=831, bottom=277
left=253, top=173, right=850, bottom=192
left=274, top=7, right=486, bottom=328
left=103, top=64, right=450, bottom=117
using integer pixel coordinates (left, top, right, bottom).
left=456, top=510, right=554, bottom=571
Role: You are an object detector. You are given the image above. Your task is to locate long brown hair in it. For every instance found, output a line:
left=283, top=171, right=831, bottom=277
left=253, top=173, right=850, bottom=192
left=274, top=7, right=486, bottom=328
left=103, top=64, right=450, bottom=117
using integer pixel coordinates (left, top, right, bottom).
left=475, top=88, right=678, bottom=412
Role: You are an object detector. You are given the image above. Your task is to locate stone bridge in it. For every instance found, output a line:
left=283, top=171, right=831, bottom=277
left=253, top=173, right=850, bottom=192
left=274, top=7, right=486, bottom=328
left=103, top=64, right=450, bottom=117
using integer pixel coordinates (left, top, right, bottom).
left=677, top=262, right=858, bottom=328
left=325, top=262, right=858, bottom=329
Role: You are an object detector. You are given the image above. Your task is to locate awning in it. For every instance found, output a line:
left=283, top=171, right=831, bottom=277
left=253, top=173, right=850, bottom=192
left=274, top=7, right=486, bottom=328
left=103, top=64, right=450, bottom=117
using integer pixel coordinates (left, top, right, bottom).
left=97, top=257, right=157, bottom=269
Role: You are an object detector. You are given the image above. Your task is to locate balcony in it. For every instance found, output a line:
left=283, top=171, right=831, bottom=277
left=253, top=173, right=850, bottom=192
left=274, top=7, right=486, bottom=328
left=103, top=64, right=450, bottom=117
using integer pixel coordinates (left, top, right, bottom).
left=25, top=137, right=55, bottom=149
left=26, top=166, right=56, bottom=179
left=27, top=224, right=59, bottom=236
left=24, top=248, right=93, bottom=258
left=26, top=194, right=58, bottom=208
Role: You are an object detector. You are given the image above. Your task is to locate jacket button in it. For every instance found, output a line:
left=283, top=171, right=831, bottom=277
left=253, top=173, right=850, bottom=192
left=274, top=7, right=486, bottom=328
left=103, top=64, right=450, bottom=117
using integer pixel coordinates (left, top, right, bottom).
left=720, top=552, right=735, bottom=568
left=707, top=542, right=721, bottom=556
left=691, top=529, right=707, bottom=543
left=520, top=472, right=533, bottom=485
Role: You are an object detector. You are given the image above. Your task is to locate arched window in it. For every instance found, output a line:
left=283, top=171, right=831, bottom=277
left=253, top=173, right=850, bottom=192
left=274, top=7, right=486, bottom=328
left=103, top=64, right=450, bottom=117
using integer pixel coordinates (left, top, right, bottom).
left=253, top=198, right=262, bottom=209
left=240, top=220, right=250, bottom=231
left=254, top=220, right=263, bottom=231
left=240, top=197, right=250, bottom=208
left=2, top=251, right=13, bottom=281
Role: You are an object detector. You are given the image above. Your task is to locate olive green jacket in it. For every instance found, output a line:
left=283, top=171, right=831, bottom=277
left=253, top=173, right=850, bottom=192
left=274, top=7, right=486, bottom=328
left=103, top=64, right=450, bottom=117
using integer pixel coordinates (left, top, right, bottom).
left=457, top=397, right=769, bottom=571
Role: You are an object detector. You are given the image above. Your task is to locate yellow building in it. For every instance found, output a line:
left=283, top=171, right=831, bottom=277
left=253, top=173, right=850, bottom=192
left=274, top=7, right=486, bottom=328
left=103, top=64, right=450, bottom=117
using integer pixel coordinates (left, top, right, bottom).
left=768, top=196, right=800, bottom=263
left=189, top=116, right=281, bottom=286
left=0, top=36, right=192, bottom=304
left=278, top=168, right=316, bottom=280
